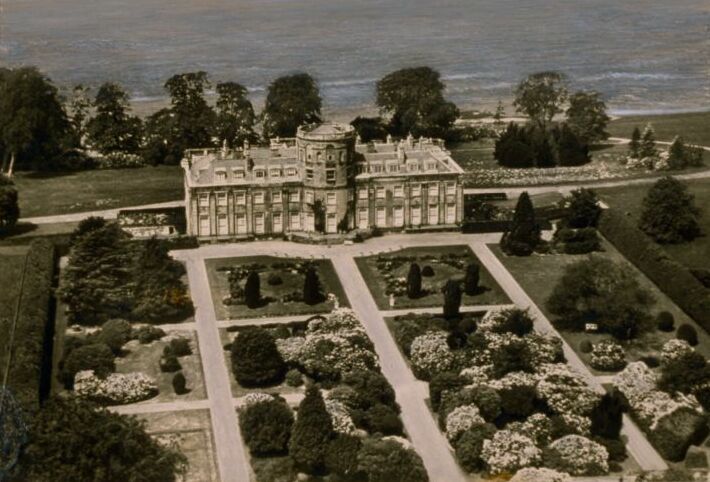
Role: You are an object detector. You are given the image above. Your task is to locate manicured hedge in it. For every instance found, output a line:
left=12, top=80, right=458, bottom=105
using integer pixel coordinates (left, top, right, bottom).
left=3, top=239, right=56, bottom=412
left=598, top=209, right=710, bottom=331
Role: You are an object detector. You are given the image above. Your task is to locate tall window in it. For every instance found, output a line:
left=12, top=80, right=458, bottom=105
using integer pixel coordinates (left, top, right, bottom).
left=253, top=191, right=264, bottom=204
left=376, top=186, right=385, bottom=199
left=236, top=192, right=246, bottom=205
left=446, top=182, right=456, bottom=195
left=326, top=192, right=336, bottom=205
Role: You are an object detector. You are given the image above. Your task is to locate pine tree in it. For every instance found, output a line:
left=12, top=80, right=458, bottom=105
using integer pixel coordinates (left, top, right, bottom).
left=639, top=176, right=701, bottom=243
left=289, top=385, right=333, bottom=474
left=494, top=100, right=505, bottom=125
left=667, top=136, right=687, bottom=170
left=407, top=263, right=422, bottom=299
left=501, top=192, right=540, bottom=256
left=244, top=271, right=261, bottom=309
left=639, top=123, right=658, bottom=158
left=442, top=279, right=462, bottom=320
left=303, top=266, right=324, bottom=305
left=628, top=127, right=641, bottom=158
left=463, top=263, right=480, bottom=296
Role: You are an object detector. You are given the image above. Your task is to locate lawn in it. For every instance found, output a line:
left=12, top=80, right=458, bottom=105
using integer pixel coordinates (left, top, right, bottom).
left=137, top=409, right=218, bottom=482
left=355, top=245, right=510, bottom=310
left=489, top=241, right=710, bottom=375
left=608, top=111, right=710, bottom=145
left=13, top=165, right=184, bottom=218
left=115, top=330, right=206, bottom=403
left=596, top=178, right=710, bottom=271
left=205, top=256, right=349, bottom=320
left=0, top=246, right=30, bottom=372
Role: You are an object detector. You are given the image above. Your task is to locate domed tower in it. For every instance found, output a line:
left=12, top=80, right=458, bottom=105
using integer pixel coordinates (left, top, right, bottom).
left=296, top=122, right=357, bottom=233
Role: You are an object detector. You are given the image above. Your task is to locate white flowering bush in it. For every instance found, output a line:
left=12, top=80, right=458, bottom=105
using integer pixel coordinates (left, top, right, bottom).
left=488, top=371, right=538, bottom=391
left=589, top=340, right=626, bottom=371
left=74, top=370, right=158, bottom=405
left=307, top=308, right=364, bottom=336
left=546, top=435, right=608, bottom=475
left=325, top=399, right=356, bottom=435
left=275, top=336, right=305, bottom=364
left=526, top=334, right=564, bottom=366
left=510, top=467, right=571, bottom=482
left=612, top=361, right=657, bottom=404
left=445, top=404, right=485, bottom=441
left=410, top=331, right=455, bottom=379
left=660, top=339, right=694, bottom=366
left=478, top=308, right=508, bottom=332
left=481, top=430, right=541, bottom=475
left=536, top=363, right=600, bottom=416
left=560, top=413, right=592, bottom=436
left=459, top=364, right=492, bottom=386
left=632, top=390, right=702, bottom=430
left=507, top=413, right=553, bottom=447
left=466, top=162, right=621, bottom=188
left=242, top=392, right=274, bottom=407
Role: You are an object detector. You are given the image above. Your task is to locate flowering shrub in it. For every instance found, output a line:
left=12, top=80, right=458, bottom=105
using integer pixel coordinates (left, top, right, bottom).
left=481, top=430, right=541, bottom=475
left=410, top=331, right=455, bottom=380
left=560, top=414, right=592, bottom=436
left=536, top=363, right=600, bottom=416
left=275, top=336, right=305, bottom=364
left=632, top=390, right=702, bottom=430
left=325, top=399, right=356, bottom=435
left=589, top=340, right=626, bottom=371
left=242, top=392, right=274, bottom=407
left=507, top=413, right=553, bottom=447
left=74, top=370, right=158, bottom=405
left=510, top=467, right=571, bottom=482
left=526, top=334, right=564, bottom=365
left=660, top=339, right=694, bottom=367
left=459, top=365, right=493, bottom=386
left=488, top=371, right=538, bottom=391
left=465, top=161, right=620, bottom=188
left=612, top=361, right=656, bottom=404
left=445, top=404, right=485, bottom=442
left=546, top=435, right=608, bottom=475
left=95, top=152, right=145, bottom=169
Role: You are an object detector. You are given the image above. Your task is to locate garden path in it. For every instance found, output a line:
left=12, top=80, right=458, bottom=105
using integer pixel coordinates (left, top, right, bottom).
left=470, top=242, right=668, bottom=472
left=382, top=304, right=514, bottom=317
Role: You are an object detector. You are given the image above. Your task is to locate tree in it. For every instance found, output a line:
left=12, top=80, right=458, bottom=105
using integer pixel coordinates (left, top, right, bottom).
left=494, top=100, right=505, bottom=125
left=628, top=126, right=641, bottom=158
left=215, top=81, right=256, bottom=148
left=142, top=108, right=181, bottom=165
left=442, top=279, right=462, bottom=320
left=454, top=423, right=497, bottom=472
left=289, top=385, right=333, bottom=474
left=97, top=319, right=132, bottom=355
left=0, top=67, right=73, bottom=172
left=494, top=123, right=535, bottom=168
left=59, top=343, right=115, bottom=389
left=639, top=176, right=701, bottom=243
left=86, top=82, right=143, bottom=154
left=325, top=433, right=363, bottom=479
left=15, top=398, right=186, bottom=482
left=342, top=369, right=398, bottom=411
left=553, top=123, right=589, bottom=166
left=376, top=66, right=459, bottom=138
left=513, top=71, right=568, bottom=129
left=364, top=403, right=404, bottom=435
left=230, top=327, right=286, bottom=387
left=547, top=256, right=654, bottom=339
left=639, top=123, right=658, bottom=158
left=463, top=263, right=480, bottom=296
left=67, top=84, right=92, bottom=146
left=70, top=216, right=106, bottom=242
left=244, top=271, right=261, bottom=309
left=262, top=73, right=322, bottom=138
left=303, top=266, right=324, bottom=305
left=0, top=175, right=19, bottom=232
left=350, top=116, right=389, bottom=142
left=357, top=438, right=428, bottom=482
left=565, top=91, right=610, bottom=143
left=239, top=398, right=294, bottom=456
left=407, top=263, right=422, bottom=299
left=172, top=372, right=188, bottom=395
left=659, top=350, right=710, bottom=395
left=590, top=390, right=625, bottom=440
left=500, top=192, right=540, bottom=256
left=563, top=188, right=601, bottom=228
left=491, top=308, right=534, bottom=336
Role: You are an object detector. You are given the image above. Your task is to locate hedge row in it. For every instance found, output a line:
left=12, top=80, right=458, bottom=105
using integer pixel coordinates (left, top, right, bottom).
left=598, top=209, right=710, bottom=331
left=3, top=239, right=56, bottom=412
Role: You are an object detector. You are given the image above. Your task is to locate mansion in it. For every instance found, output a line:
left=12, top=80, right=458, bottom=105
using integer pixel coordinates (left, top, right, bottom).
left=181, top=122, right=464, bottom=238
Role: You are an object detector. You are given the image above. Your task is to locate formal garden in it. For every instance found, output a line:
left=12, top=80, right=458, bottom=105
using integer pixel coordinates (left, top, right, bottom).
left=205, top=256, right=349, bottom=319
left=386, top=307, right=636, bottom=478
left=222, top=308, right=429, bottom=482
left=355, top=245, right=509, bottom=310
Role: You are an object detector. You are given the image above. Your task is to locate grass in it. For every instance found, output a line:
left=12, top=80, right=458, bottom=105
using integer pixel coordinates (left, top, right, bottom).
left=596, top=178, right=710, bottom=271
left=115, top=330, right=206, bottom=403
left=0, top=246, right=30, bottom=373
left=13, top=165, right=184, bottom=218
left=355, top=245, right=510, bottom=310
left=489, top=241, right=710, bottom=374
left=137, top=409, right=218, bottom=482
left=204, top=256, right=349, bottom=320
left=608, top=111, right=710, bottom=145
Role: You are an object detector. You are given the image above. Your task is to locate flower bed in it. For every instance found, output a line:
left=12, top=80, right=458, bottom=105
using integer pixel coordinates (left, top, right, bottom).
left=388, top=307, right=619, bottom=478
left=74, top=370, right=158, bottom=405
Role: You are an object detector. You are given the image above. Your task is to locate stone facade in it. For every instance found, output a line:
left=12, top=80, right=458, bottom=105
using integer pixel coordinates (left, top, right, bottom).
left=181, top=122, right=464, bottom=238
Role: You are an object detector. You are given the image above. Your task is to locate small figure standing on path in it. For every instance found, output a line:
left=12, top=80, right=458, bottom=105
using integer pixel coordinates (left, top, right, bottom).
left=389, top=293, right=395, bottom=308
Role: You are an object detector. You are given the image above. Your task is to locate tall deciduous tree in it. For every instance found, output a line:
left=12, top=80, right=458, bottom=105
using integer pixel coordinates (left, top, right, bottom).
left=142, top=108, right=180, bottom=165
left=289, top=385, right=333, bottom=474
left=215, top=81, right=256, bottom=148
left=500, top=192, right=540, bottom=256
left=513, top=71, right=568, bottom=129
left=86, top=82, right=143, bottom=154
left=376, top=66, right=459, bottom=138
left=639, top=176, right=701, bottom=243
left=0, top=175, right=19, bottom=232
left=15, top=398, right=187, bottom=482
left=67, top=84, right=92, bottom=146
left=262, top=73, right=321, bottom=138
left=164, top=71, right=216, bottom=157
left=565, top=91, right=610, bottom=143
left=0, top=67, right=73, bottom=172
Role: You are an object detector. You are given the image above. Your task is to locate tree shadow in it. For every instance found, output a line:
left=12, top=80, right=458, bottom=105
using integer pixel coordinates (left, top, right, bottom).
left=0, top=222, right=38, bottom=239
left=21, top=170, right=77, bottom=180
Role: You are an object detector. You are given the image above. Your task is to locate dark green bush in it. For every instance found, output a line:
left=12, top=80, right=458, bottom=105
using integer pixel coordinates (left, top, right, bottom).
left=135, top=325, right=165, bottom=344
left=172, top=372, right=188, bottom=394
left=580, top=339, right=593, bottom=353
left=60, top=343, right=115, bottom=389
left=170, top=337, right=192, bottom=357
left=429, top=372, right=466, bottom=411
left=657, top=311, right=675, bottom=332
left=421, top=265, right=434, bottom=277
left=453, top=423, right=497, bottom=472
left=160, top=354, right=181, bottom=373
left=676, top=324, right=699, bottom=346
left=239, top=398, right=294, bottom=456
left=97, top=319, right=132, bottom=355
left=230, top=327, right=286, bottom=387
left=325, top=433, right=362, bottom=479
left=364, top=404, right=404, bottom=436
left=285, top=369, right=303, bottom=387
left=267, top=273, right=283, bottom=285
